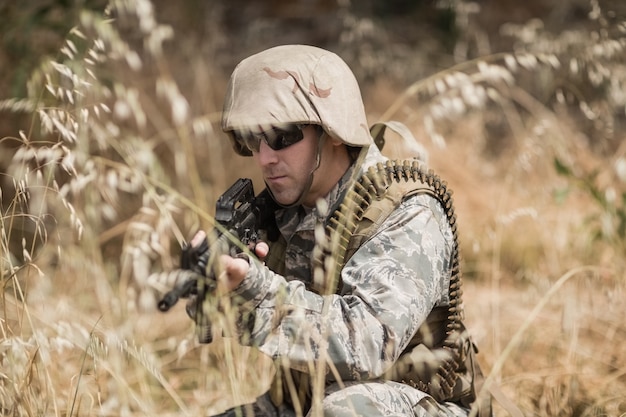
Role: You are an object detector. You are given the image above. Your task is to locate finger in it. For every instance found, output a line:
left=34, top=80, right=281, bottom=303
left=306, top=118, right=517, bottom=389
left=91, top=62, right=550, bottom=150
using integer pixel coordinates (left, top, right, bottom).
left=254, top=241, right=270, bottom=259
left=190, top=230, right=207, bottom=247
left=218, top=255, right=249, bottom=291
left=185, top=295, right=197, bottom=319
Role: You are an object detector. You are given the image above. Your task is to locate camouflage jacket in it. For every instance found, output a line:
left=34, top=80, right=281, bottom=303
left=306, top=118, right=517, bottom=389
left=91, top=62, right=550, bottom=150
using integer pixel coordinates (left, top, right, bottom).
left=231, top=146, right=454, bottom=384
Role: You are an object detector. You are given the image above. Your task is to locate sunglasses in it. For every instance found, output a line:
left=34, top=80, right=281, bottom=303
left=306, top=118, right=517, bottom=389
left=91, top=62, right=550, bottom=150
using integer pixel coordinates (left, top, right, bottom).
left=232, top=124, right=306, bottom=153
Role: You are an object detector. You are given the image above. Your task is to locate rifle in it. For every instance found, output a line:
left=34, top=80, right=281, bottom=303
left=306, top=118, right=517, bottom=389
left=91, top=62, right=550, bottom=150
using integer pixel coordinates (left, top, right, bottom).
left=157, top=177, right=263, bottom=343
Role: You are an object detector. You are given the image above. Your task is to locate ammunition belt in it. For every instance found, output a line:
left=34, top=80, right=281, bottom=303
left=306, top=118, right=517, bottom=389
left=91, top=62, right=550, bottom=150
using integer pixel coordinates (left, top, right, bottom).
left=312, top=159, right=465, bottom=399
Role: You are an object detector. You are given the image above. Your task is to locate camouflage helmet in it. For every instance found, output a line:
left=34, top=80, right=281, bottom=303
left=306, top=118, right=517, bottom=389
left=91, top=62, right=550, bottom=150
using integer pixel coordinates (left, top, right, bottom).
left=222, top=44, right=373, bottom=156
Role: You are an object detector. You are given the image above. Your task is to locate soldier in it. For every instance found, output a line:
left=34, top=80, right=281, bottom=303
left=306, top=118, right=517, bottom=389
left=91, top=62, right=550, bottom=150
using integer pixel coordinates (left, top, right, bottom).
left=193, top=44, right=491, bottom=417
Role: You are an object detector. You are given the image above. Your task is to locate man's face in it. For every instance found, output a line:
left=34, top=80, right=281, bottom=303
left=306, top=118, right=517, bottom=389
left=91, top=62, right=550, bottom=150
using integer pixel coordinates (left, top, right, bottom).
left=252, top=125, right=320, bottom=206
left=251, top=125, right=347, bottom=207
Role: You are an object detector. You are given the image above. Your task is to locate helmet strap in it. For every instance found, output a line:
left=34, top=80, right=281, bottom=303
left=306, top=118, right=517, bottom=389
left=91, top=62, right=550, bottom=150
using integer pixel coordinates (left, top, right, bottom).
left=266, top=130, right=326, bottom=209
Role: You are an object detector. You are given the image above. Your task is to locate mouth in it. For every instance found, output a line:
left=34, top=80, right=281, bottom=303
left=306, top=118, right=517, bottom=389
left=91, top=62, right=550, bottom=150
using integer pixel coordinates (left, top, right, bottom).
left=266, top=175, right=286, bottom=183
left=265, top=172, right=286, bottom=180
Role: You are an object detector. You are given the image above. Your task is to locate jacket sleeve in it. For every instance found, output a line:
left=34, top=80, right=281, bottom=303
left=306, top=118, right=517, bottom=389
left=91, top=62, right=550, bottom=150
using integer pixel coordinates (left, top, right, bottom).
left=231, top=193, right=453, bottom=380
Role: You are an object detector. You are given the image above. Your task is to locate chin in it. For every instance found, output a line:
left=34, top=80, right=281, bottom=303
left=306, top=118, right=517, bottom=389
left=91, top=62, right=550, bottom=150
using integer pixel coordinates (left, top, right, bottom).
left=267, top=189, right=288, bottom=204
left=276, top=196, right=298, bottom=206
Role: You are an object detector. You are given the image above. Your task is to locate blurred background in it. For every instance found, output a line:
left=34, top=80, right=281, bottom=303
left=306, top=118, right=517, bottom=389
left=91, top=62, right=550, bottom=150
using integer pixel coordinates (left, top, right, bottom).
left=3, top=0, right=624, bottom=133
left=1, top=1, right=625, bottom=416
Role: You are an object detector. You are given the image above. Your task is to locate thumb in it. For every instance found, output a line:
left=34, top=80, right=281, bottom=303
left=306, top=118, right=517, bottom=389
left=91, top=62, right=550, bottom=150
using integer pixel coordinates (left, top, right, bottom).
left=219, top=255, right=250, bottom=291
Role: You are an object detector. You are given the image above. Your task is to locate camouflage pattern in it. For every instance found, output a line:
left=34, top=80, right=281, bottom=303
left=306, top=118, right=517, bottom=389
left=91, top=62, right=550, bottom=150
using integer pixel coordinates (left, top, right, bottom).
left=221, top=45, right=372, bottom=156
left=218, top=382, right=469, bottom=417
left=214, top=44, right=475, bottom=417
left=219, top=145, right=469, bottom=417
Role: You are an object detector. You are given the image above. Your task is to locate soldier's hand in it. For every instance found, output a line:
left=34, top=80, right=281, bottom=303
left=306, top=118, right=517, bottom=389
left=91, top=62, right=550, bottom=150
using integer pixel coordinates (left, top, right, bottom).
left=218, top=241, right=269, bottom=292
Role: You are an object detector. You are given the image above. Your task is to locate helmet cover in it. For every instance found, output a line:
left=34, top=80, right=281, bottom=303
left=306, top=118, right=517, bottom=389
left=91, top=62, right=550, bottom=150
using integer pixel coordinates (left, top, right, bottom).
left=222, top=44, right=372, bottom=156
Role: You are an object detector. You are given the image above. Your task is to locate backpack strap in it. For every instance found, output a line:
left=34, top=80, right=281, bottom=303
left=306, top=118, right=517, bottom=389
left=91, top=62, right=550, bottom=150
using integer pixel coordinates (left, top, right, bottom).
left=370, top=121, right=429, bottom=163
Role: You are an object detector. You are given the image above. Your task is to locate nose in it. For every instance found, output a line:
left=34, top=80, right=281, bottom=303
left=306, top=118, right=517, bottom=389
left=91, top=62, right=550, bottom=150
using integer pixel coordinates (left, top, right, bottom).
left=254, top=140, right=279, bottom=167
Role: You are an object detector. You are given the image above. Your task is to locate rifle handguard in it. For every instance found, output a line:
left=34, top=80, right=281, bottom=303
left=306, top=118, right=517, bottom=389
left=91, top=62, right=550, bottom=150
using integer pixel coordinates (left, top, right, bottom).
left=157, top=178, right=268, bottom=344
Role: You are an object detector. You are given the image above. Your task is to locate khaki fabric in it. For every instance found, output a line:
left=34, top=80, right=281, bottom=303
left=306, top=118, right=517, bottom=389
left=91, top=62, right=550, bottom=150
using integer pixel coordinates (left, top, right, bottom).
left=222, top=44, right=372, bottom=155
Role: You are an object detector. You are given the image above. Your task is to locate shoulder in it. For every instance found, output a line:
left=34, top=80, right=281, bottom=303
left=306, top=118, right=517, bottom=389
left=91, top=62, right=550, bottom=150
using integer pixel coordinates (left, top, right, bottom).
left=362, top=180, right=440, bottom=224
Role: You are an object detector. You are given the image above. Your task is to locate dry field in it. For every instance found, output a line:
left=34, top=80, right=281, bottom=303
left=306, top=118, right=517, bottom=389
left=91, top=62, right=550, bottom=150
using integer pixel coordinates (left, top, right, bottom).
left=1, top=1, right=625, bottom=416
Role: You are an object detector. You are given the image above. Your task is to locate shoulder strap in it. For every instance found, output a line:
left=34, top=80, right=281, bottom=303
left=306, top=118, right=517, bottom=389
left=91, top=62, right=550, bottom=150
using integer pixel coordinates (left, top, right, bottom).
left=313, top=159, right=463, bottom=333
left=343, top=182, right=436, bottom=263
left=370, top=121, right=429, bottom=163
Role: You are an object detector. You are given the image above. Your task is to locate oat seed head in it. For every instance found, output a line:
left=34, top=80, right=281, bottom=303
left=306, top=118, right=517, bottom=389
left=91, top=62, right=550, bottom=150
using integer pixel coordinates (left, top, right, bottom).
left=2, top=1, right=625, bottom=415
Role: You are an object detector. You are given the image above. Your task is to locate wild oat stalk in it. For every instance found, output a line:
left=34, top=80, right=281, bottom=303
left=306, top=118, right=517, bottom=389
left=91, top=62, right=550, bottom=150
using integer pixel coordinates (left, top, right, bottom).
left=1, top=0, right=225, bottom=414
left=374, top=3, right=626, bottom=416
left=3, top=0, right=626, bottom=416
left=384, top=0, right=625, bottom=155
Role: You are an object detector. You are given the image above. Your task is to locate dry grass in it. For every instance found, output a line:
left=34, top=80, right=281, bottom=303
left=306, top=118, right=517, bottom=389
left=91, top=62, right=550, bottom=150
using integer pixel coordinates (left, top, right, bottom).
left=1, top=0, right=626, bottom=416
